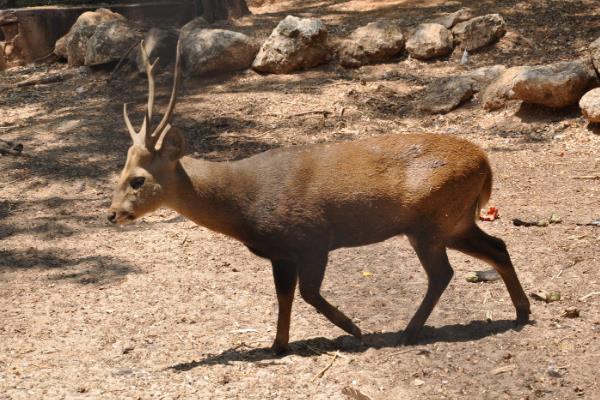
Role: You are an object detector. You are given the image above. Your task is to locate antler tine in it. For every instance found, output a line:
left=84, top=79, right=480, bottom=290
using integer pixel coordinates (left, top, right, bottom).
left=152, top=39, right=182, bottom=149
left=140, top=40, right=159, bottom=123
left=123, top=103, right=138, bottom=142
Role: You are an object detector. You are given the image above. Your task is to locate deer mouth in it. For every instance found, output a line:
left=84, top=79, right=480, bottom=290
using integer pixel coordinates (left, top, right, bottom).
left=117, top=213, right=136, bottom=224
left=108, top=210, right=136, bottom=225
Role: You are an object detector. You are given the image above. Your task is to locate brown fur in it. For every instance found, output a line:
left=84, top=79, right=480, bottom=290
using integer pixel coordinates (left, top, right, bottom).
left=109, top=131, right=531, bottom=353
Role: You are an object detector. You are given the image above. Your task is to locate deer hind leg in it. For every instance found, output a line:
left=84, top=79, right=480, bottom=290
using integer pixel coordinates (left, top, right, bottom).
left=404, top=238, right=454, bottom=345
left=271, top=260, right=298, bottom=354
left=297, top=252, right=362, bottom=339
left=449, top=224, right=531, bottom=324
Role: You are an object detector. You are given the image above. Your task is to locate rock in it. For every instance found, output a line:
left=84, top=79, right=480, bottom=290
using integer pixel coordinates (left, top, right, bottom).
left=531, top=289, right=561, bottom=303
left=84, top=20, right=143, bottom=66
left=252, top=15, right=329, bottom=74
left=496, top=30, right=534, bottom=53
left=337, top=19, right=405, bottom=68
left=179, top=16, right=212, bottom=38
left=579, top=88, right=600, bottom=123
left=134, top=28, right=178, bottom=73
left=464, top=269, right=501, bottom=283
left=420, top=75, right=475, bottom=113
left=405, top=23, right=453, bottom=60
left=546, top=365, right=562, bottom=378
left=589, top=36, right=600, bottom=74
left=181, top=28, right=258, bottom=76
left=481, top=66, right=527, bottom=110
left=66, top=25, right=96, bottom=67
left=452, top=14, right=506, bottom=51
left=54, top=8, right=125, bottom=64
left=420, top=65, right=506, bottom=113
left=562, top=307, right=580, bottom=318
left=511, top=59, right=597, bottom=108
left=467, top=64, right=507, bottom=91
left=432, top=7, right=474, bottom=29
left=54, top=35, right=67, bottom=59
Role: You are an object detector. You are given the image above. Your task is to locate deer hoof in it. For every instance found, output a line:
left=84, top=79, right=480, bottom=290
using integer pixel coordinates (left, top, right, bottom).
left=271, top=340, right=290, bottom=355
left=515, top=308, right=531, bottom=325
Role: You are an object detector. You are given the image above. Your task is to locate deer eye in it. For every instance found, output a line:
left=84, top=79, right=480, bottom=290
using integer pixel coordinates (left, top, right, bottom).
left=129, top=177, right=145, bottom=189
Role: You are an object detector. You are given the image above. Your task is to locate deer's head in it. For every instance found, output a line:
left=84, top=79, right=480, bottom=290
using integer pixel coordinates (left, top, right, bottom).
left=107, top=41, right=185, bottom=224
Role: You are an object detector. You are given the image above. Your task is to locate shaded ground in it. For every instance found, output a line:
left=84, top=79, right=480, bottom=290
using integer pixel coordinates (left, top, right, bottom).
left=1, top=0, right=600, bottom=399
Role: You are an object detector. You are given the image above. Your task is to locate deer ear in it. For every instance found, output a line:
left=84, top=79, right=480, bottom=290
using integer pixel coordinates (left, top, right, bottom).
left=157, top=126, right=186, bottom=161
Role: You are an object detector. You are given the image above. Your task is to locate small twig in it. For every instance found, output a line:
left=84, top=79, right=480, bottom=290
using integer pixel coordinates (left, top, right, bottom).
left=31, top=50, right=55, bottom=64
left=109, top=40, right=140, bottom=82
left=312, top=351, right=338, bottom=381
left=263, top=110, right=332, bottom=119
left=551, top=269, right=563, bottom=280
left=579, top=291, right=600, bottom=302
left=572, top=175, right=600, bottom=180
left=0, top=125, right=17, bottom=129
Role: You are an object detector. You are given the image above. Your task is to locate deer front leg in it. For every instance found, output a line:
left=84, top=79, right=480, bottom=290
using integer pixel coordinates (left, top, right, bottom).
left=271, top=260, right=298, bottom=355
left=297, top=252, right=362, bottom=339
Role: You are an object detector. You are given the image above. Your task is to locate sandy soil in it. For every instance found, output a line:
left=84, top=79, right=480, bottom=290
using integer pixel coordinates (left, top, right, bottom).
left=1, top=0, right=600, bottom=399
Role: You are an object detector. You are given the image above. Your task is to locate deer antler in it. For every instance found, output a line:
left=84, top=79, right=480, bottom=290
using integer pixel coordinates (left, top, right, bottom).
left=123, top=39, right=182, bottom=150
left=151, top=39, right=182, bottom=151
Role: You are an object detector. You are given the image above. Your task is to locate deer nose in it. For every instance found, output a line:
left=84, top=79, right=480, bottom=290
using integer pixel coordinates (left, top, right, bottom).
left=107, top=211, right=117, bottom=224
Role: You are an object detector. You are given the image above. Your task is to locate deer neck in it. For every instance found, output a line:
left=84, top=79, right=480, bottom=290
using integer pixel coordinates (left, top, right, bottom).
left=165, top=157, right=250, bottom=242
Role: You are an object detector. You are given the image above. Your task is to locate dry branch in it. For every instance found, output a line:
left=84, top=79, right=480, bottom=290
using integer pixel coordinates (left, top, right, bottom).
left=579, top=291, right=600, bottom=302
left=109, top=41, right=140, bottom=82
left=312, top=351, right=339, bottom=381
left=14, top=70, right=78, bottom=88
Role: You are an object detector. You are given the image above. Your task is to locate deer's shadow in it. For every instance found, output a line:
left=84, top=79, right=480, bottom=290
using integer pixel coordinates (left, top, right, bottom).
left=169, top=319, right=525, bottom=371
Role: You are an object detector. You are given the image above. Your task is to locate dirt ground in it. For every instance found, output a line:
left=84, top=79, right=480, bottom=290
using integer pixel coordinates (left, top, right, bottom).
left=1, top=0, right=600, bottom=399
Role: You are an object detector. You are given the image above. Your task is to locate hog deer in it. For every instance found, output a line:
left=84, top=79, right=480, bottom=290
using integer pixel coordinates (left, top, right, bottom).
left=108, top=42, right=531, bottom=354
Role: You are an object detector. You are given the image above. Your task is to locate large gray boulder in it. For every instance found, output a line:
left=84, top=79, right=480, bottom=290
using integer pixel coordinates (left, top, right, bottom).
left=590, top=36, right=600, bottom=74
left=420, top=76, right=475, bottom=114
left=84, top=20, right=143, bottom=66
left=54, top=8, right=125, bottom=66
left=252, top=15, right=329, bottom=74
left=467, top=64, right=507, bottom=91
left=452, top=14, right=506, bottom=51
left=511, top=59, right=596, bottom=108
left=133, top=28, right=178, bottom=73
left=337, top=19, right=405, bottom=68
left=481, top=66, right=526, bottom=110
left=181, top=28, right=258, bottom=76
left=66, top=25, right=97, bottom=67
left=420, top=65, right=506, bottom=114
left=180, top=16, right=211, bottom=38
left=579, top=88, right=600, bottom=123
left=405, top=23, right=453, bottom=60
left=431, top=8, right=474, bottom=29
left=482, top=59, right=596, bottom=110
